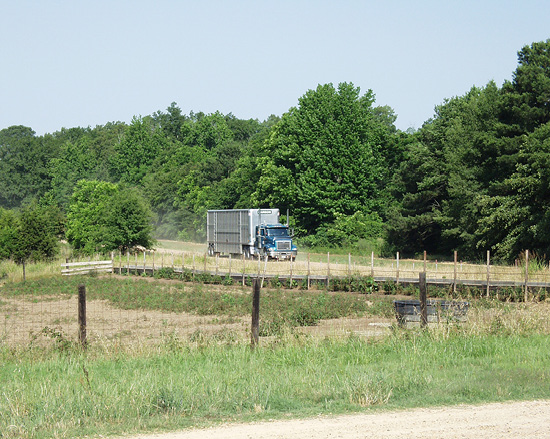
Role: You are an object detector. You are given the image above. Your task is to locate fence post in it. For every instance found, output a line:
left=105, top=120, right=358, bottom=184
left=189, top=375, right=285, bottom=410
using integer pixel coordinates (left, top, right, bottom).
left=371, top=251, right=374, bottom=278
left=307, top=253, right=311, bottom=290
left=348, top=253, right=352, bottom=292
left=126, top=251, right=130, bottom=276
left=453, top=251, right=458, bottom=294
left=289, top=254, right=293, bottom=287
left=261, top=255, right=268, bottom=288
left=78, top=284, right=87, bottom=348
left=229, top=253, right=232, bottom=277
left=419, top=272, right=427, bottom=328
left=327, top=252, right=331, bottom=289
left=143, top=251, right=146, bottom=275
left=193, top=254, right=196, bottom=282
left=423, top=250, right=427, bottom=273
left=525, top=249, right=529, bottom=302
left=152, top=251, right=155, bottom=277
left=251, top=278, right=260, bottom=350
left=396, top=252, right=400, bottom=285
left=242, top=253, right=246, bottom=286
left=487, top=250, right=491, bottom=297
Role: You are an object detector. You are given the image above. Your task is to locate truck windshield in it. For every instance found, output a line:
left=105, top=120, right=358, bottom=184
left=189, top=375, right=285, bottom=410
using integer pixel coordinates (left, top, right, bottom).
left=267, top=228, right=289, bottom=237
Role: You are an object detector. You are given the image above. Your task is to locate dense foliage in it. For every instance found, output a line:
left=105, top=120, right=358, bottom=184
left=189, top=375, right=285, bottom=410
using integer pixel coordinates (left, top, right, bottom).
left=1, top=39, right=550, bottom=261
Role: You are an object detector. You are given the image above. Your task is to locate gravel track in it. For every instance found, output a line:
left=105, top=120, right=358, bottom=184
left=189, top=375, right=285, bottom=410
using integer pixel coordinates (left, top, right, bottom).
left=125, top=400, right=550, bottom=439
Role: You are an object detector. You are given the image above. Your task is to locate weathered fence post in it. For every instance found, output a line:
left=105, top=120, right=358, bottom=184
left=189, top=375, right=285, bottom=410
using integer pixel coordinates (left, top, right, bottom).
left=251, top=278, right=260, bottom=350
left=348, top=253, right=352, bottom=292
left=396, top=252, right=400, bottom=285
left=371, top=251, right=374, bottom=278
left=289, top=254, right=293, bottom=287
left=423, top=250, right=427, bottom=273
left=327, top=252, right=331, bottom=289
left=419, top=272, right=428, bottom=328
left=307, top=253, right=311, bottom=290
left=261, top=255, right=268, bottom=288
left=453, top=251, right=458, bottom=294
left=192, top=254, right=196, bottom=282
left=242, top=253, right=246, bottom=286
left=487, top=250, right=491, bottom=297
left=78, top=284, right=87, bottom=348
left=525, top=249, right=529, bottom=302
left=126, top=251, right=130, bottom=276
left=143, top=251, right=146, bottom=275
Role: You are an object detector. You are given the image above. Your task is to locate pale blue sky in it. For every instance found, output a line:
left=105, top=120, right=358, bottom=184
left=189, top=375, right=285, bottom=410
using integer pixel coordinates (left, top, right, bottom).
left=1, top=0, right=549, bottom=135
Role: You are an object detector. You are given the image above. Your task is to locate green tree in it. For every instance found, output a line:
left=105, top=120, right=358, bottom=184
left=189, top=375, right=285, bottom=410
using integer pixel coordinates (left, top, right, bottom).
left=110, top=117, right=162, bottom=186
left=6, top=202, right=59, bottom=279
left=66, top=180, right=154, bottom=254
left=66, top=180, right=119, bottom=253
left=252, top=82, right=388, bottom=237
left=477, top=122, right=550, bottom=260
left=103, top=188, right=154, bottom=253
left=0, top=208, right=17, bottom=260
left=0, top=126, right=60, bottom=209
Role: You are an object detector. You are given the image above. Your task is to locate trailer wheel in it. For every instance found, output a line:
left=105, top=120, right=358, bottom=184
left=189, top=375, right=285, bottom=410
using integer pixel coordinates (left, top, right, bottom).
left=243, top=246, right=250, bottom=259
left=208, top=245, right=214, bottom=257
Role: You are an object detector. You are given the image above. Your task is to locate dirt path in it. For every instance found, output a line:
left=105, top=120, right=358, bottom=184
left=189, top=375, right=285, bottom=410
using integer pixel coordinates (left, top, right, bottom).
left=124, top=400, right=550, bottom=439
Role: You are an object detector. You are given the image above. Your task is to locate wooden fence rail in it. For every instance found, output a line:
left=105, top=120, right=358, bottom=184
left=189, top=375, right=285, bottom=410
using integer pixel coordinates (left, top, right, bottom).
left=60, top=249, right=550, bottom=292
left=61, top=260, right=113, bottom=276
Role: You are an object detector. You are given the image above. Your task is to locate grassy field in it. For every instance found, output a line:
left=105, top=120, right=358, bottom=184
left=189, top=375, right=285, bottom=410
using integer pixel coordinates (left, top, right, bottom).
left=1, top=324, right=550, bottom=439
left=1, top=268, right=550, bottom=438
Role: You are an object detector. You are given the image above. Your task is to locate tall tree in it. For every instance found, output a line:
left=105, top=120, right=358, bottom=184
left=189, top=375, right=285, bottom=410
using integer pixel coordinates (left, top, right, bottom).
left=110, top=117, right=162, bottom=186
left=66, top=180, right=154, bottom=254
left=0, top=126, right=59, bottom=208
left=252, top=82, right=389, bottom=237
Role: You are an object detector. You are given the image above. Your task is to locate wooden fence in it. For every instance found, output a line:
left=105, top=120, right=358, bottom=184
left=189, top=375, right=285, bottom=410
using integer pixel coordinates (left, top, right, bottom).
left=60, top=248, right=550, bottom=296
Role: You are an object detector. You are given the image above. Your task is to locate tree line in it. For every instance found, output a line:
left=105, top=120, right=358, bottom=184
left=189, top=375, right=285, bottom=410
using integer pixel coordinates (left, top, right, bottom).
left=1, top=39, right=550, bottom=264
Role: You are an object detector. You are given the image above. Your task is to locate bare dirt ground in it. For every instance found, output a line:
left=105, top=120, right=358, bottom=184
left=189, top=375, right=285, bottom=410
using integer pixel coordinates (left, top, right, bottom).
left=0, top=294, right=392, bottom=346
left=124, top=400, right=550, bottom=439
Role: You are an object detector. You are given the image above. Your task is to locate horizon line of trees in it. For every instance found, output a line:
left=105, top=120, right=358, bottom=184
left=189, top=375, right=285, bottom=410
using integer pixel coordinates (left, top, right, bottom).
left=1, top=39, right=550, bottom=264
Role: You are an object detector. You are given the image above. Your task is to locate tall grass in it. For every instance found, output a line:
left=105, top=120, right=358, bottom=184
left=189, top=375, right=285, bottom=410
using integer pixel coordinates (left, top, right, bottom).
left=1, top=327, right=550, bottom=439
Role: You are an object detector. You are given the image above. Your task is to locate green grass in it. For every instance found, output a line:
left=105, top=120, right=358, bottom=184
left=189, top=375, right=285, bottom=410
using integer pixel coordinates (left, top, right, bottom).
left=1, top=331, right=549, bottom=439
left=3, top=273, right=550, bottom=438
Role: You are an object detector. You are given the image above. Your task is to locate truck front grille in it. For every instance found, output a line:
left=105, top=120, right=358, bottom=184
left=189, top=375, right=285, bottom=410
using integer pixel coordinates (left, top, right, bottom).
left=277, top=240, right=291, bottom=251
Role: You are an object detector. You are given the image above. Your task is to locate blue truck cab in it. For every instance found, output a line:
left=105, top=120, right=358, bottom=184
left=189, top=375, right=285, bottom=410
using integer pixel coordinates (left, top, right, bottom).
left=256, top=223, right=298, bottom=260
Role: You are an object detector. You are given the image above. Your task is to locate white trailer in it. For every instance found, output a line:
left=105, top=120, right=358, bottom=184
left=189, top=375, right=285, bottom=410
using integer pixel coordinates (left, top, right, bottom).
left=207, top=209, right=297, bottom=259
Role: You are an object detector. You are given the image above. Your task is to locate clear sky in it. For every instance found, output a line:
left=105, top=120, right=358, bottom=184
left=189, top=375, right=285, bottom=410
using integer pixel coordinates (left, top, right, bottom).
left=1, top=0, right=549, bottom=135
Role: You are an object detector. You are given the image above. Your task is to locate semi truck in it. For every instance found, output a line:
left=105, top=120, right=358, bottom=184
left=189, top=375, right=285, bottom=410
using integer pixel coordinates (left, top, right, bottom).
left=207, top=209, right=297, bottom=260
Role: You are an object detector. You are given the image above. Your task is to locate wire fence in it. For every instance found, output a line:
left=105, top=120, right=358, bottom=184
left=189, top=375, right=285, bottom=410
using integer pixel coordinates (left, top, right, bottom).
left=1, top=248, right=549, bottom=348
